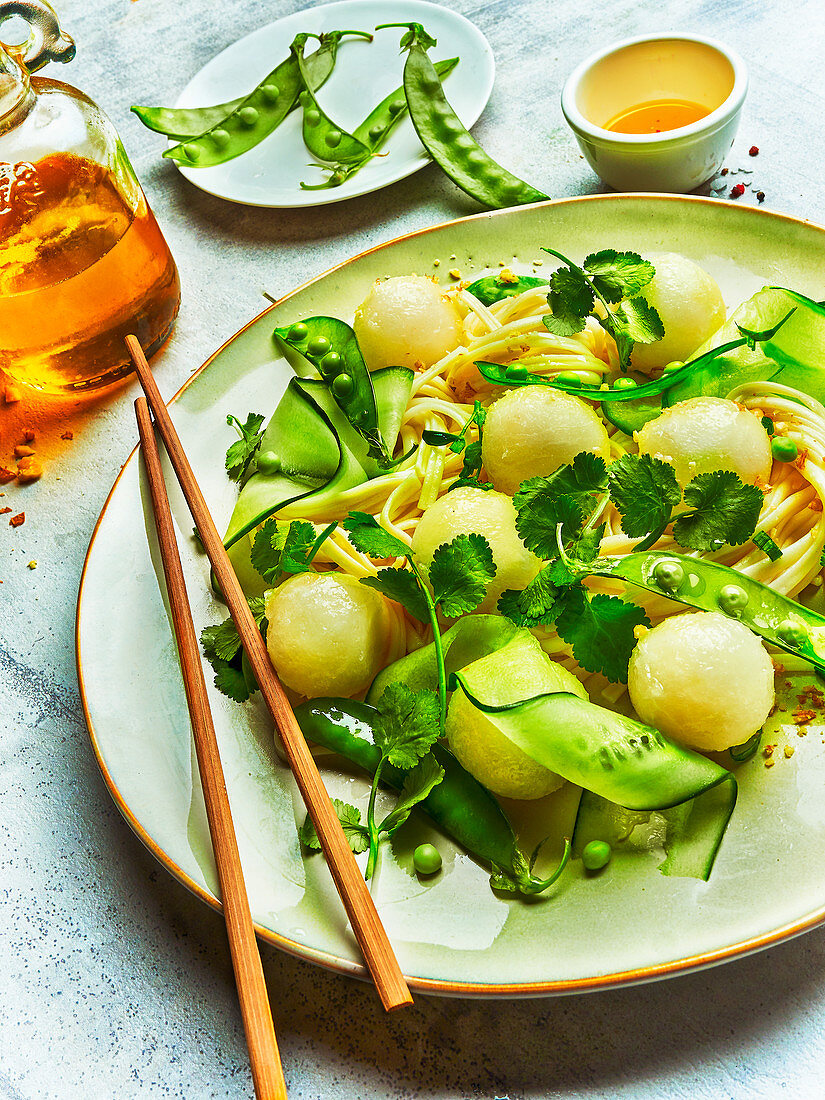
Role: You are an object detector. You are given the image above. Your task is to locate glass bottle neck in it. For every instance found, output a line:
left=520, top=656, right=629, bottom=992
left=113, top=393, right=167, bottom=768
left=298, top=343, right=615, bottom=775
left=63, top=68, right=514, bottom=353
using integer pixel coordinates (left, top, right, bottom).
left=0, top=47, right=34, bottom=135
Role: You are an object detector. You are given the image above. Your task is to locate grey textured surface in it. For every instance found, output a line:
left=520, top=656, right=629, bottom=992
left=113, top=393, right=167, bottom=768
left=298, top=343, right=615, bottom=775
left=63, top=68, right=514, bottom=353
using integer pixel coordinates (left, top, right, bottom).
left=2, top=0, right=825, bottom=1097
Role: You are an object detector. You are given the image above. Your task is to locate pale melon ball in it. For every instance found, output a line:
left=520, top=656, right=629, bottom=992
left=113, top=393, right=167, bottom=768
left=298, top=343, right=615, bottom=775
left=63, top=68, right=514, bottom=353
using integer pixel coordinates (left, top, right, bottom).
left=628, top=612, right=775, bottom=752
left=265, top=572, right=390, bottom=698
left=630, top=253, right=726, bottom=373
left=410, top=487, right=542, bottom=613
left=353, top=275, right=463, bottom=371
left=481, top=386, right=610, bottom=495
left=636, top=396, right=772, bottom=487
left=446, top=636, right=587, bottom=799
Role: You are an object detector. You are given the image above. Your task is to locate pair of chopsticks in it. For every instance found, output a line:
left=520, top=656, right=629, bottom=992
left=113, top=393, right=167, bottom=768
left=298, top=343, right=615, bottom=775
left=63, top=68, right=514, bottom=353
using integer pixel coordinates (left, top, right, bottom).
left=127, top=337, right=412, bottom=1099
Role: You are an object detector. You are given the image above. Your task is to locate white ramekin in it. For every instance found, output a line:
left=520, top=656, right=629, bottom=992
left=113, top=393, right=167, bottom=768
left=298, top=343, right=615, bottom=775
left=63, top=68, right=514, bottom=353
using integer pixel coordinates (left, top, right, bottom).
left=561, top=34, right=748, bottom=193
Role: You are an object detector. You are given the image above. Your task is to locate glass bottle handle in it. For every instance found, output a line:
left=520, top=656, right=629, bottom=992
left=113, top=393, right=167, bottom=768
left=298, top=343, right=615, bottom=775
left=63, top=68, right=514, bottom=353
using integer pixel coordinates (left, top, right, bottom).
left=0, top=0, right=75, bottom=73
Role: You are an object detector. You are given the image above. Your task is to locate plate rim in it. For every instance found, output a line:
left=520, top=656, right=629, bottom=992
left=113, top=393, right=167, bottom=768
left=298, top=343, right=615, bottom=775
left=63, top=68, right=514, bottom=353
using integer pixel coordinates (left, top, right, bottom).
left=171, top=0, right=496, bottom=209
left=77, top=192, right=825, bottom=997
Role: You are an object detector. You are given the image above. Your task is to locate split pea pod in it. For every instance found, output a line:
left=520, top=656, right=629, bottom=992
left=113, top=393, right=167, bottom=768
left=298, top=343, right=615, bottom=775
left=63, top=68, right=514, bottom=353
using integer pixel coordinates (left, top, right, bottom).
left=586, top=550, right=825, bottom=674
left=161, top=30, right=371, bottom=167
left=293, top=36, right=373, bottom=165
left=301, top=56, right=459, bottom=191
left=378, top=22, right=548, bottom=209
left=274, top=316, right=388, bottom=465
left=293, top=698, right=564, bottom=893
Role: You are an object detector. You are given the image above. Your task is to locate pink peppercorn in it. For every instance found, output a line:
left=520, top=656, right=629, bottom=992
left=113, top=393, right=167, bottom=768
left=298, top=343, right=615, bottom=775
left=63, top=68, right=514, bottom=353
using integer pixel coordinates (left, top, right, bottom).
left=730, top=183, right=745, bottom=198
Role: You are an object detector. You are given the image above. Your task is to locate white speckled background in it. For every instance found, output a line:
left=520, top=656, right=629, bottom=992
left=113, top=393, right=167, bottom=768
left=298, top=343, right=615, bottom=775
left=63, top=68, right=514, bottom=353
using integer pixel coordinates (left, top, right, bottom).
left=2, top=0, right=825, bottom=1097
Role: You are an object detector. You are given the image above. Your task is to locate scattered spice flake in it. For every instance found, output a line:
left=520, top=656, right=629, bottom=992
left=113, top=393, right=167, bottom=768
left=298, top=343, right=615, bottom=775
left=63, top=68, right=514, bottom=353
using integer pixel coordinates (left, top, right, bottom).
left=792, top=708, right=817, bottom=725
left=749, top=145, right=759, bottom=156
left=797, top=726, right=809, bottom=737
left=22, top=428, right=35, bottom=443
left=720, top=167, right=729, bottom=175
left=0, top=507, right=9, bottom=514
left=784, top=745, right=795, bottom=758
left=14, top=445, right=35, bottom=458
left=3, top=385, right=21, bottom=404
left=730, top=183, right=746, bottom=198
left=27, top=560, right=37, bottom=570
left=9, top=512, right=24, bottom=527
left=757, top=191, right=765, bottom=203
left=448, top=268, right=462, bottom=279
left=61, top=430, right=74, bottom=440
left=765, top=758, right=776, bottom=768
left=432, top=259, right=440, bottom=267
left=763, top=744, right=775, bottom=757
left=0, top=466, right=15, bottom=484
left=498, top=268, right=519, bottom=284
left=16, top=458, right=42, bottom=483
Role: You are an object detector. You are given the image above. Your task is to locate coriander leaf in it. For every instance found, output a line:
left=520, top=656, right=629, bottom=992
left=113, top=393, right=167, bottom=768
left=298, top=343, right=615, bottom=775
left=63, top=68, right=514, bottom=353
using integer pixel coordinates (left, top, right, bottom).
left=460, top=439, right=483, bottom=478
left=615, top=296, right=665, bottom=345
left=300, top=800, right=369, bottom=854
left=250, top=517, right=289, bottom=583
left=200, top=618, right=243, bottom=663
left=555, top=588, right=649, bottom=683
left=515, top=491, right=583, bottom=559
left=517, top=453, right=608, bottom=514
left=543, top=265, right=593, bottom=336
left=674, top=471, right=763, bottom=551
left=429, top=533, right=497, bottom=617
left=279, top=520, right=319, bottom=573
left=378, top=754, right=445, bottom=835
left=374, top=684, right=441, bottom=770
left=472, top=401, right=488, bottom=430
left=449, top=475, right=494, bottom=492
left=343, top=511, right=410, bottom=560
left=583, top=250, right=656, bottom=303
left=213, top=660, right=254, bottom=703
left=225, top=413, right=265, bottom=484
left=607, top=453, right=681, bottom=541
left=570, top=521, right=605, bottom=564
left=497, top=563, right=559, bottom=627
left=361, top=568, right=430, bottom=623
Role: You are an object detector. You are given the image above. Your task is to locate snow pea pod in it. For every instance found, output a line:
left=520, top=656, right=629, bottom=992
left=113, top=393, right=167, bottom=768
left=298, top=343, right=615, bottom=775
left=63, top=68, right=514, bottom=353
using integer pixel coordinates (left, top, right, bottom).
left=293, top=697, right=564, bottom=893
left=163, top=30, right=371, bottom=167
left=379, top=22, right=548, bottom=209
left=465, top=273, right=549, bottom=306
left=300, top=56, right=459, bottom=191
left=275, top=316, right=389, bottom=466
left=583, top=550, right=825, bottom=674
left=294, top=36, right=373, bottom=165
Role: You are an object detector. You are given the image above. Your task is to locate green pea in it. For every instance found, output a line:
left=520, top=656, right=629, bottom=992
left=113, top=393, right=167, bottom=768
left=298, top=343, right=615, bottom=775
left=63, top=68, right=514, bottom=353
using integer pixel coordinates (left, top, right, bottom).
left=761, top=416, right=775, bottom=436
left=613, top=377, right=638, bottom=390
left=388, top=98, right=406, bottom=117
left=307, top=336, right=331, bottom=358
left=325, top=129, right=342, bottom=148
left=441, top=117, right=461, bottom=136
left=466, top=150, right=486, bottom=167
left=305, top=108, right=321, bottom=128
left=319, top=351, right=342, bottom=376
left=211, top=128, right=230, bottom=149
left=772, top=436, right=798, bottom=462
left=581, top=840, right=612, bottom=871
left=238, top=107, right=259, bottom=127
left=777, top=619, right=808, bottom=647
left=369, top=124, right=385, bottom=141
left=505, top=364, right=529, bottom=381
left=413, top=843, right=442, bottom=875
left=351, top=409, right=368, bottom=427
left=556, top=370, right=600, bottom=387
left=287, top=322, right=308, bottom=343
left=332, top=373, right=354, bottom=398
left=183, top=142, right=201, bottom=161
left=256, top=450, right=281, bottom=475
left=652, top=559, right=685, bottom=593
left=261, top=84, right=280, bottom=104
left=718, top=583, right=749, bottom=616
left=662, top=360, right=684, bottom=374
left=299, top=91, right=312, bottom=108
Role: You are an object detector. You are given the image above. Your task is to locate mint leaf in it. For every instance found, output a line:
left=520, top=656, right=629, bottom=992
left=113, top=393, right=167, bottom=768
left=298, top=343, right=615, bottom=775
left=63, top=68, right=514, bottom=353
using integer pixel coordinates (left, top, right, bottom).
left=555, top=588, right=649, bottom=683
left=378, top=754, right=445, bottom=835
left=373, top=684, right=441, bottom=770
left=498, top=563, right=560, bottom=627
left=674, top=471, right=763, bottom=551
left=429, top=533, right=496, bottom=616
left=361, top=568, right=429, bottom=623
left=225, top=413, right=265, bottom=484
left=300, top=799, right=369, bottom=854
left=343, top=511, right=410, bottom=560
left=583, top=250, right=656, bottom=303
left=607, top=453, right=681, bottom=541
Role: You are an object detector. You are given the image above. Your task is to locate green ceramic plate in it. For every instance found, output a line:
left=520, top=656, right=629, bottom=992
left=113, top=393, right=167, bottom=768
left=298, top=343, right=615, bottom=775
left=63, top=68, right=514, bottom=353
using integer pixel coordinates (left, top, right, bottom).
left=78, top=196, right=825, bottom=996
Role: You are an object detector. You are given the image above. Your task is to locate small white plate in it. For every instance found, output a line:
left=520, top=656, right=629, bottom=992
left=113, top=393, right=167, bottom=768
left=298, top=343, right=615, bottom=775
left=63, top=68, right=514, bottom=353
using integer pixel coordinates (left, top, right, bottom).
left=172, top=0, right=495, bottom=207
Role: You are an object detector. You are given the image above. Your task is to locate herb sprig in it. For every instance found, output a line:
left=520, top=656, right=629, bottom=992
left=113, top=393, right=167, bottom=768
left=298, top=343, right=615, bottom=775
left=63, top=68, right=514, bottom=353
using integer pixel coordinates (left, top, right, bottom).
left=542, top=248, right=664, bottom=370
left=225, top=412, right=265, bottom=486
left=422, top=401, right=492, bottom=491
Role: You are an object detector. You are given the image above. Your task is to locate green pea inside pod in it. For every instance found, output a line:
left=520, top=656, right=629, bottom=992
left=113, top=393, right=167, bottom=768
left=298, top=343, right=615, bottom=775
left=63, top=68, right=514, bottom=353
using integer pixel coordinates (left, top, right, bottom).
left=718, top=583, right=749, bottom=617
left=776, top=619, right=808, bottom=647
left=651, top=558, right=685, bottom=594
left=319, top=351, right=342, bottom=378
left=307, top=335, right=331, bottom=359
left=332, top=372, right=354, bottom=399
left=612, top=376, right=638, bottom=390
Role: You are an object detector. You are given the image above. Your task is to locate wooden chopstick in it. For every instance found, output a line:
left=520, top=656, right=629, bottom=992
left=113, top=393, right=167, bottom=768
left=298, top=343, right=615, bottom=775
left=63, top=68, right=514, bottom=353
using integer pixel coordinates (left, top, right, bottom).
left=135, top=397, right=287, bottom=1100
left=127, top=336, right=413, bottom=1013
